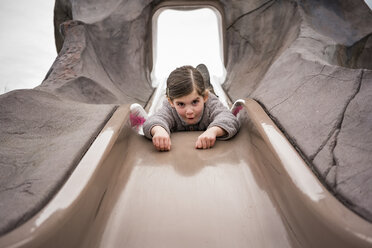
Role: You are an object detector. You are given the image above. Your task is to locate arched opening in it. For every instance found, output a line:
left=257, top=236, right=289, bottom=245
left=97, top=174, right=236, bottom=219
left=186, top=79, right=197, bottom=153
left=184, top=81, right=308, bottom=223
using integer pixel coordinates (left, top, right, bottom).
left=151, top=3, right=226, bottom=88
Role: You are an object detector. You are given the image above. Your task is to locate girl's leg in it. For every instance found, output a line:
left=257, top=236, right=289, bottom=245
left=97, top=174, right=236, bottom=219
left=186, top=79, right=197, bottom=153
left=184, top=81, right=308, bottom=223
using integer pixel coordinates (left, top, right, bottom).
left=196, top=63, right=244, bottom=117
left=230, top=99, right=245, bottom=117
left=129, top=103, right=148, bottom=135
left=196, top=64, right=216, bottom=95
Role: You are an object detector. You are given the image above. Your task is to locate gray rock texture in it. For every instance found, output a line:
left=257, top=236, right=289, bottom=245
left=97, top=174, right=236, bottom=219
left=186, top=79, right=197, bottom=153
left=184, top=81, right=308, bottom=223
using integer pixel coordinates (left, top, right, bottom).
left=0, top=0, right=371, bottom=236
left=221, top=0, right=372, bottom=221
left=334, top=70, right=372, bottom=219
left=0, top=90, right=115, bottom=235
left=242, top=0, right=372, bottom=221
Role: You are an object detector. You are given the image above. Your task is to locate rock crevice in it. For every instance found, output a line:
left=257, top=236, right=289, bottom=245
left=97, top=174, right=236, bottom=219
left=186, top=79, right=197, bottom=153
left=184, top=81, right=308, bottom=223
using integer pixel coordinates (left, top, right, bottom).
left=226, top=0, right=276, bottom=30
left=311, top=70, right=364, bottom=161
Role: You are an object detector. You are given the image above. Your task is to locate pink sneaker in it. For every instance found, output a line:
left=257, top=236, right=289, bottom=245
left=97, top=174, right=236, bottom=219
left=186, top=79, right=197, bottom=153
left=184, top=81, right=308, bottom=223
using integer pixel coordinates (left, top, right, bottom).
left=231, top=99, right=245, bottom=117
left=130, top=103, right=148, bottom=134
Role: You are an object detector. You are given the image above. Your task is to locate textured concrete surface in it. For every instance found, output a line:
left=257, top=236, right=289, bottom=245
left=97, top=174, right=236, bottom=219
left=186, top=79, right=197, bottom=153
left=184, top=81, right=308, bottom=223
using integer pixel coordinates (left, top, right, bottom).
left=0, top=0, right=371, bottom=236
left=222, top=0, right=372, bottom=221
left=235, top=0, right=372, bottom=221
left=0, top=89, right=115, bottom=235
left=333, top=70, right=372, bottom=219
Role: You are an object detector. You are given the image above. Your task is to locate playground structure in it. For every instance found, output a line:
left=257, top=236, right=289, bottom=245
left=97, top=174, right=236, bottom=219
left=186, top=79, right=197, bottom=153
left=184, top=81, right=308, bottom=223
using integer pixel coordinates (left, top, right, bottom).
left=0, top=0, right=372, bottom=247
left=1, top=92, right=372, bottom=247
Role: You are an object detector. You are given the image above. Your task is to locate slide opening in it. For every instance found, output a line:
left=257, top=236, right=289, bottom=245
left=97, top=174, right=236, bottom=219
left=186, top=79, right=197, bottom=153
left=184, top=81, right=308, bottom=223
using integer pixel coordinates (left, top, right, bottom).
left=151, top=3, right=226, bottom=88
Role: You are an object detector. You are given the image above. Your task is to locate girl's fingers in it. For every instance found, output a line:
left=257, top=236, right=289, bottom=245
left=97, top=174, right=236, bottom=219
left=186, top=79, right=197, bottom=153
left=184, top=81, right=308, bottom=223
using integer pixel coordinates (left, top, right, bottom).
left=153, top=137, right=171, bottom=151
left=204, top=137, right=216, bottom=149
left=195, top=140, right=200, bottom=149
left=162, top=138, right=168, bottom=151
left=201, top=137, right=208, bottom=149
left=153, top=137, right=162, bottom=151
left=196, top=139, right=202, bottom=149
left=196, top=137, right=210, bottom=149
left=159, top=138, right=165, bottom=150
left=163, top=137, right=170, bottom=151
left=203, top=139, right=208, bottom=149
left=211, top=138, right=215, bottom=147
left=196, top=135, right=217, bottom=149
left=152, top=128, right=171, bottom=151
left=164, top=140, right=170, bottom=151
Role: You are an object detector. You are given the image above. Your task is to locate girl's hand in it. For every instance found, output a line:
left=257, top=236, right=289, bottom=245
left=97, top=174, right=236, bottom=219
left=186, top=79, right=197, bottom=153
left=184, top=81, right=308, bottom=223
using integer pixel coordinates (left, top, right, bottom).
left=151, top=126, right=171, bottom=151
left=195, top=127, right=222, bottom=149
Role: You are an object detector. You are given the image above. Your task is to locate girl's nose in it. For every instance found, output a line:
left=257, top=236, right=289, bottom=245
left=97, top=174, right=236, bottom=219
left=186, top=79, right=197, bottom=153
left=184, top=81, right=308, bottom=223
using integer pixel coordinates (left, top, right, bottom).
left=186, top=107, right=193, bottom=115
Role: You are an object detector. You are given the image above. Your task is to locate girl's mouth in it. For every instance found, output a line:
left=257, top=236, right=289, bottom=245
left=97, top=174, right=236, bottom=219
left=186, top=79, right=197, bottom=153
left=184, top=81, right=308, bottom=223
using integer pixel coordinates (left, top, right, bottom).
left=184, top=117, right=196, bottom=124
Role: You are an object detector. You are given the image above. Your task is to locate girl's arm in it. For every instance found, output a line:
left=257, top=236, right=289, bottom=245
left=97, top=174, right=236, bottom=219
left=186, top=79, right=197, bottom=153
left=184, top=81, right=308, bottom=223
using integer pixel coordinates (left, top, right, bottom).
left=143, top=100, right=176, bottom=140
left=151, top=126, right=171, bottom=151
left=207, top=94, right=240, bottom=140
left=195, top=94, right=240, bottom=149
left=195, top=126, right=226, bottom=149
left=143, top=99, right=176, bottom=151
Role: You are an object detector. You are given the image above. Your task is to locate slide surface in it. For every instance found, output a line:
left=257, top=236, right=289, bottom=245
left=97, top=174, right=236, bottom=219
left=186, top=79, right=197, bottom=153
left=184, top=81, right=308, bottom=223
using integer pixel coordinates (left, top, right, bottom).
left=0, top=98, right=372, bottom=248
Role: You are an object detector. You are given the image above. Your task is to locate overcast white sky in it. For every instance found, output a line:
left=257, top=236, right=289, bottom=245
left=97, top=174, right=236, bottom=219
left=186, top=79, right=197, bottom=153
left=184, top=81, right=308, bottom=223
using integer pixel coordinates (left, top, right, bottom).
left=0, top=0, right=56, bottom=95
left=366, top=0, right=372, bottom=8
left=0, top=1, right=371, bottom=95
left=152, top=8, right=224, bottom=86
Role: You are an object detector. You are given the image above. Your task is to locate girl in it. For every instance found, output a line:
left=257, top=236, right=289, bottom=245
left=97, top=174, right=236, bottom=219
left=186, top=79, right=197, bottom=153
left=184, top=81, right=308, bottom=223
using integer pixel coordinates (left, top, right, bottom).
left=131, top=65, right=241, bottom=151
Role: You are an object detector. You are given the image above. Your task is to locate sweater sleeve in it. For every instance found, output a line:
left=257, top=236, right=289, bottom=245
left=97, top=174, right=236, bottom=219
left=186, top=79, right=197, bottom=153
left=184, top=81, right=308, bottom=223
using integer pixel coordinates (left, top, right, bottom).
left=143, top=100, right=175, bottom=139
left=207, top=95, right=240, bottom=140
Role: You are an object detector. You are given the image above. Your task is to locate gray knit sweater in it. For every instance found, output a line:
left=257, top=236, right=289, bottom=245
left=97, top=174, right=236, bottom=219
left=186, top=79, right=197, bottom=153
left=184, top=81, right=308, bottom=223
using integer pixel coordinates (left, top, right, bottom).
left=143, top=93, right=240, bottom=140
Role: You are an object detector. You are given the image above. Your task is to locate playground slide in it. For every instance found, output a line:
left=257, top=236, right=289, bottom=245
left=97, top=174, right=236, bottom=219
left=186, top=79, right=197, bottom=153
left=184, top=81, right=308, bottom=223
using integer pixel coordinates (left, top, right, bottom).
left=0, top=96, right=372, bottom=247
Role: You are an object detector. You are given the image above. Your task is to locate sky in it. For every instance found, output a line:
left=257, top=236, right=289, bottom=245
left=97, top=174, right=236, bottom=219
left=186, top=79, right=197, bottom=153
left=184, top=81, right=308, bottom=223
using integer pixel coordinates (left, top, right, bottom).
left=0, top=0, right=56, bottom=95
left=152, top=8, right=224, bottom=87
left=0, top=1, right=371, bottom=95
left=366, top=0, right=372, bottom=8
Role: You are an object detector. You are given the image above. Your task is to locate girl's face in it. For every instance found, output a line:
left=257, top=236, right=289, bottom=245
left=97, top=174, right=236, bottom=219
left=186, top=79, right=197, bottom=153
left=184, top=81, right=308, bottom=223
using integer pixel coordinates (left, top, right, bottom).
left=169, top=89, right=208, bottom=125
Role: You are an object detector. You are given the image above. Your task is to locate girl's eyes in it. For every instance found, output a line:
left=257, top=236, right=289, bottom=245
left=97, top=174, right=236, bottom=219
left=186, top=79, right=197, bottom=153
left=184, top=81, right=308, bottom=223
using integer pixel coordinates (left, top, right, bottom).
left=175, top=99, right=199, bottom=107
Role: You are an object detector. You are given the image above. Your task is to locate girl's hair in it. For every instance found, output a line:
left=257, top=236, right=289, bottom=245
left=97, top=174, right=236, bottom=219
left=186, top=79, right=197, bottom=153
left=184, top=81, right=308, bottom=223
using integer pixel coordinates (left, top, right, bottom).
left=166, top=65, right=206, bottom=100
